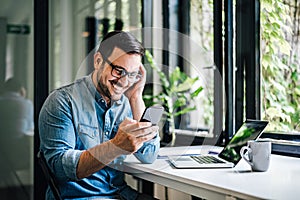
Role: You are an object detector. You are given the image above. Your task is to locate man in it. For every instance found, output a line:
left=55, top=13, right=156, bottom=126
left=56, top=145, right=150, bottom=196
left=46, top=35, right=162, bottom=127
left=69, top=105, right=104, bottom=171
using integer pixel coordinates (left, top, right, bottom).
left=39, top=31, right=160, bottom=200
left=0, top=78, right=33, bottom=185
left=0, top=78, right=34, bottom=137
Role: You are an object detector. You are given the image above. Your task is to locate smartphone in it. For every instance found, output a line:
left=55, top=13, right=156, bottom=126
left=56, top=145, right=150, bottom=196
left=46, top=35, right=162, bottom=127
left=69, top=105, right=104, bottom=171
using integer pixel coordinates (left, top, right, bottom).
left=140, top=105, right=164, bottom=125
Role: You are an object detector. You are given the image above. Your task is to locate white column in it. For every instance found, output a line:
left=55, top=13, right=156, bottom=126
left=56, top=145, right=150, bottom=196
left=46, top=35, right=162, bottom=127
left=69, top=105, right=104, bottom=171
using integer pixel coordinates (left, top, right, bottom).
left=0, top=17, right=7, bottom=84
left=152, top=1, right=163, bottom=96
left=115, top=0, right=122, bottom=20
left=60, top=0, right=73, bottom=86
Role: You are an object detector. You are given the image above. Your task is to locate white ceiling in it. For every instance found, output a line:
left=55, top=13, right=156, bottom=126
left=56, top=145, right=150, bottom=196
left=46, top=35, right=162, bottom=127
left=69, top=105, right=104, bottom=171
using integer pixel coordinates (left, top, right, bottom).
left=0, top=0, right=32, bottom=24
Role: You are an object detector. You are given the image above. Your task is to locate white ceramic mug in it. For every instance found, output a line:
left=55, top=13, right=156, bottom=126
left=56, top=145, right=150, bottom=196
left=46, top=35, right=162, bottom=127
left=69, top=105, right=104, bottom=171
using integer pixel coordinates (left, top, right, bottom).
left=240, top=140, right=271, bottom=172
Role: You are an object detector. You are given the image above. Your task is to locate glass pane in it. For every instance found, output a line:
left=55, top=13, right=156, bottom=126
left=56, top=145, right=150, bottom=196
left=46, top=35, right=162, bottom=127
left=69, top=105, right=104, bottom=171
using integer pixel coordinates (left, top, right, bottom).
left=142, top=1, right=218, bottom=147
left=0, top=0, right=34, bottom=199
left=49, top=0, right=142, bottom=90
left=189, top=0, right=215, bottom=132
left=261, top=0, right=300, bottom=133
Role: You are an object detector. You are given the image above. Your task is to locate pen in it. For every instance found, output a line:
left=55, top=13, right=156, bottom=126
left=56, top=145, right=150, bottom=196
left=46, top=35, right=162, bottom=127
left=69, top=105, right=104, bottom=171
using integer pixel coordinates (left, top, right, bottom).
left=157, top=153, right=201, bottom=159
left=208, top=151, right=219, bottom=155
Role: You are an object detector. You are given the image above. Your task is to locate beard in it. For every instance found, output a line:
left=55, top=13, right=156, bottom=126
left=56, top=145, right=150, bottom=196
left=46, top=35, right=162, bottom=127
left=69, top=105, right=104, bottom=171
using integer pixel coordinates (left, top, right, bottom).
left=95, top=62, right=129, bottom=103
left=97, top=78, right=112, bottom=100
left=96, top=73, right=125, bottom=103
left=95, top=64, right=112, bottom=102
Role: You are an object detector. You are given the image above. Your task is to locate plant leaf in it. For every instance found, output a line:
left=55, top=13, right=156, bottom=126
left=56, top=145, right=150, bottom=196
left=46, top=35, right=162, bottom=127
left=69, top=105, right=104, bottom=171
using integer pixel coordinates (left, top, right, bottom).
left=174, top=106, right=197, bottom=117
left=173, top=97, right=187, bottom=109
left=191, top=86, right=204, bottom=98
left=174, top=77, right=198, bottom=92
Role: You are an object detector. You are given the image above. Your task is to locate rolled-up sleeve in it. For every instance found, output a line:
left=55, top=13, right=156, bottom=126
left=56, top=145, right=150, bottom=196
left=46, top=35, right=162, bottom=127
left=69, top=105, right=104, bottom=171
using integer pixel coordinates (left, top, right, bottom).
left=134, top=133, right=160, bottom=164
left=39, top=90, right=83, bottom=182
left=61, top=149, right=82, bottom=181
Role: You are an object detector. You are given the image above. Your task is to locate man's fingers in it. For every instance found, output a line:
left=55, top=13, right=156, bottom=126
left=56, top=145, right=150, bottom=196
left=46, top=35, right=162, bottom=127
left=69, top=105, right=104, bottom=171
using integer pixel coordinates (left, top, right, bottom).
left=121, top=121, right=152, bottom=132
left=133, top=126, right=159, bottom=138
left=120, top=117, right=137, bottom=126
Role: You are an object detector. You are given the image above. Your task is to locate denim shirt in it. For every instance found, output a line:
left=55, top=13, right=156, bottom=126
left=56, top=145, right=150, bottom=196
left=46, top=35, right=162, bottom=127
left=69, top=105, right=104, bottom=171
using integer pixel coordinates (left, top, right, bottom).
left=39, top=74, right=160, bottom=200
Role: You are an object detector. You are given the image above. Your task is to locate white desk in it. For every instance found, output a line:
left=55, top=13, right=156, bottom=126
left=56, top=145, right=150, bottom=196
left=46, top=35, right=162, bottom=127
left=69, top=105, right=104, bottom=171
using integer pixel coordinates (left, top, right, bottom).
left=124, top=146, right=300, bottom=200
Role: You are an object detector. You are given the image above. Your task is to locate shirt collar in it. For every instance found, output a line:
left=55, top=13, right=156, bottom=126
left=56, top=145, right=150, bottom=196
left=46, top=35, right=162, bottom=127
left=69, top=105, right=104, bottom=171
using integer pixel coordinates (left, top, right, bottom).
left=2, top=91, right=22, bottom=98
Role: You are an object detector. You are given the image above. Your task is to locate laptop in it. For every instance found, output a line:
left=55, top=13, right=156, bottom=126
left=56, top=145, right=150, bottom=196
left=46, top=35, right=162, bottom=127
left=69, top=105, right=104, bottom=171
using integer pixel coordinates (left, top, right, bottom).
left=168, top=119, right=269, bottom=169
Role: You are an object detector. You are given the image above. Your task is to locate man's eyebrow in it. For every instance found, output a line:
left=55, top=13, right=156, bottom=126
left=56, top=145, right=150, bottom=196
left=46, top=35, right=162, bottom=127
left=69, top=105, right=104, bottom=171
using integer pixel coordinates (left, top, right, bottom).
left=112, top=63, right=125, bottom=70
left=112, top=63, right=139, bottom=73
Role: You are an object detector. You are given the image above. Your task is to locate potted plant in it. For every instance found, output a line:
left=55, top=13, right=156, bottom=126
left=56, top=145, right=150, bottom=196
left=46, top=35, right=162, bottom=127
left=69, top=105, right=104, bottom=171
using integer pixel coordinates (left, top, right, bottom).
left=144, top=50, right=203, bottom=146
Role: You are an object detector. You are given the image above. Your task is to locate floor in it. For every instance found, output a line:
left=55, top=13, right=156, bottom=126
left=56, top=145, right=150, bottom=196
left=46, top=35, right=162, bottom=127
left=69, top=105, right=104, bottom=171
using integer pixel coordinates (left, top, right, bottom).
left=0, top=185, right=33, bottom=200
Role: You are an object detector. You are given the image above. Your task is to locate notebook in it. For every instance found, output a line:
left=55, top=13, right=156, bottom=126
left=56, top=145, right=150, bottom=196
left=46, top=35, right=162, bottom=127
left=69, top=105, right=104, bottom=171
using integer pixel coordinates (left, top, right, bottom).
left=168, top=119, right=269, bottom=169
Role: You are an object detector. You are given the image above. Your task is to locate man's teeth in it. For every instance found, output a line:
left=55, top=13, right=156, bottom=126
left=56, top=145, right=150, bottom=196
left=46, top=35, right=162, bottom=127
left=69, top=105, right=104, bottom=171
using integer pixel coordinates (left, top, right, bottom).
left=112, top=83, right=122, bottom=91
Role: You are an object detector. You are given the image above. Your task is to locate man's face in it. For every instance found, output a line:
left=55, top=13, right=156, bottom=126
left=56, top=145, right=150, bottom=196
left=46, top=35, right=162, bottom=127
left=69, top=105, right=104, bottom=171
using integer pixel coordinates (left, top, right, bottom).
left=95, top=48, right=141, bottom=102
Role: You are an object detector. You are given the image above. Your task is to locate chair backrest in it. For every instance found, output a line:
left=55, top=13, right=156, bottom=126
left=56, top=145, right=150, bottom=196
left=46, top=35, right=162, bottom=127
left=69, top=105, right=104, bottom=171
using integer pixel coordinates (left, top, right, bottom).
left=37, top=151, right=62, bottom=200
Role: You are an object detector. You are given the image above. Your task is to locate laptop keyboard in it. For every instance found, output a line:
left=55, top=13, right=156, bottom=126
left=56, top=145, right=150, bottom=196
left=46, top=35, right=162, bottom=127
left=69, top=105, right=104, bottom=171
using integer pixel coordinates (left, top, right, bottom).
left=191, top=155, right=225, bottom=164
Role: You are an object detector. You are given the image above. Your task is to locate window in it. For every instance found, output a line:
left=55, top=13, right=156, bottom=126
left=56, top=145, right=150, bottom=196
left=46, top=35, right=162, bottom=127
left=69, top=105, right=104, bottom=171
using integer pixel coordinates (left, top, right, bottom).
left=189, top=0, right=215, bottom=131
left=49, top=0, right=143, bottom=90
left=145, top=0, right=224, bottom=147
left=258, top=0, right=300, bottom=156
left=187, top=0, right=300, bottom=152
left=261, top=0, right=300, bottom=134
left=1, top=0, right=34, bottom=198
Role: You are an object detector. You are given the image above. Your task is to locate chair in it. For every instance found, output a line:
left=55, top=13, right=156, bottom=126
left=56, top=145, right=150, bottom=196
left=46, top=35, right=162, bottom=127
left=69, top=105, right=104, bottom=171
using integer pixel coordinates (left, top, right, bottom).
left=37, top=151, right=62, bottom=200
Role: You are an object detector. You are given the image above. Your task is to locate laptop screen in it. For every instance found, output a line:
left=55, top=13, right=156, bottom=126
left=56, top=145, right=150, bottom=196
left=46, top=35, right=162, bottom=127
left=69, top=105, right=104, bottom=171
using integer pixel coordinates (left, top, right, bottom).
left=218, top=119, right=269, bottom=165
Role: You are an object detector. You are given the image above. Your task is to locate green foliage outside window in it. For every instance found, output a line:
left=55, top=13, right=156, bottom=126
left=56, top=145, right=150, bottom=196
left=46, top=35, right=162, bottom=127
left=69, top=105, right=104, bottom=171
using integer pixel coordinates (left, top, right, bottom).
left=261, top=0, right=300, bottom=132
left=192, top=0, right=300, bottom=133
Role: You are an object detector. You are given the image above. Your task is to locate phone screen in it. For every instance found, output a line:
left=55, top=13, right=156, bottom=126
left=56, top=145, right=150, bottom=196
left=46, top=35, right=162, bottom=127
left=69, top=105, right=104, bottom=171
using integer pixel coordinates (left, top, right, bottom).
left=140, top=105, right=164, bottom=125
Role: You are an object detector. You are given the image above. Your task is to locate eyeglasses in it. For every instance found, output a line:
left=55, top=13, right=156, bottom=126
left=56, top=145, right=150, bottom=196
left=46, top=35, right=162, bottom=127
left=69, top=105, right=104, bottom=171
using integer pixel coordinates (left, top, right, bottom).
left=104, top=58, right=141, bottom=83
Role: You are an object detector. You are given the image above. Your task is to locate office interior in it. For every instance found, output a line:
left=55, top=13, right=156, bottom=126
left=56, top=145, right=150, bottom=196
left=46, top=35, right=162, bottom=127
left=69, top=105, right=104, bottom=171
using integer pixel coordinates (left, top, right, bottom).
left=0, top=0, right=299, bottom=199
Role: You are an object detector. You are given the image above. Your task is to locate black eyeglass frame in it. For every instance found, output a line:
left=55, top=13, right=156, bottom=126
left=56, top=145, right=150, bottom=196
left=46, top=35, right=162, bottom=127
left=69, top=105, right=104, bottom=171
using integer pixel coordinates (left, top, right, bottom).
left=103, top=58, right=141, bottom=83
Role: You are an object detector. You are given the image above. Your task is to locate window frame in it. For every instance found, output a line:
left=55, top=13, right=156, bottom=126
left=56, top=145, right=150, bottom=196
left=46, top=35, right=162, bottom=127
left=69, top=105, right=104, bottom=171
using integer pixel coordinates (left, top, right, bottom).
left=235, top=0, right=300, bottom=157
left=167, top=0, right=300, bottom=157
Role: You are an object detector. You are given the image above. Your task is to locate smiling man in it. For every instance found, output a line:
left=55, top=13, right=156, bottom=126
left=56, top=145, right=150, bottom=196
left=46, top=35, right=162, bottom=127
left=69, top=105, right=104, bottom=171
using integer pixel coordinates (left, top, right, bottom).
left=39, top=31, right=160, bottom=200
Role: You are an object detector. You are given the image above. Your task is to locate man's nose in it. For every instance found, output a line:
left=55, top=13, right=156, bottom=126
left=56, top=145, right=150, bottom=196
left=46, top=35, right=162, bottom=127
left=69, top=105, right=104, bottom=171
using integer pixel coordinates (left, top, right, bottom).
left=116, top=75, right=130, bottom=86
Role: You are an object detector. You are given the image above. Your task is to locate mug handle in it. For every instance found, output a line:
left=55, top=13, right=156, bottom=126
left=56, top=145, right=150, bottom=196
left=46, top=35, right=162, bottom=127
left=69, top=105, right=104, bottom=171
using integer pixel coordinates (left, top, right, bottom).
left=240, top=146, right=253, bottom=167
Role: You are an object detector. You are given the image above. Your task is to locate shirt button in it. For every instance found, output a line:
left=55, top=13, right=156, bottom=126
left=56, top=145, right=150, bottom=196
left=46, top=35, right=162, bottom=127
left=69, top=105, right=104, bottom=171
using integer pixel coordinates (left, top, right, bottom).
left=105, top=132, right=109, bottom=135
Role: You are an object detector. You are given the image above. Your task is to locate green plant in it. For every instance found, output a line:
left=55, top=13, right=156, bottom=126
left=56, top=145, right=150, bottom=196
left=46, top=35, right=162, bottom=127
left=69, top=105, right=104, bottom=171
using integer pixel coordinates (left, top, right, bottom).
left=144, top=50, right=203, bottom=145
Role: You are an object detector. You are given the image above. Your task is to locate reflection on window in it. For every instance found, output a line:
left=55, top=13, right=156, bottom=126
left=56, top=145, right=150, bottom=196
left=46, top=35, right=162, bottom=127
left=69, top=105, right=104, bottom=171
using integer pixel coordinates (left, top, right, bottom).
left=49, top=0, right=142, bottom=90
left=95, top=0, right=142, bottom=37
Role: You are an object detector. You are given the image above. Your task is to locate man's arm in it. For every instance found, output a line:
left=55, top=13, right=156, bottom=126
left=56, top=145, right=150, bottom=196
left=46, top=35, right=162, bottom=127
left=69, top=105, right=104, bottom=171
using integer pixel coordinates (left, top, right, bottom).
left=76, top=140, right=124, bottom=179
left=77, top=128, right=160, bottom=179
left=76, top=118, right=159, bottom=179
left=125, top=64, right=161, bottom=163
left=129, top=96, right=145, bottom=120
left=125, top=63, right=146, bottom=120
left=39, top=91, right=79, bottom=182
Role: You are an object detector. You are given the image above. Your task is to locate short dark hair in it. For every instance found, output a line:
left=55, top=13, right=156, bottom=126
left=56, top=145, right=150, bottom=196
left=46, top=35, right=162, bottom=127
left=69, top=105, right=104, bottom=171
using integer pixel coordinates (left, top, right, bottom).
left=97, top=31, right=145, bottom=59
left=4, top=78, right=23, bottom=92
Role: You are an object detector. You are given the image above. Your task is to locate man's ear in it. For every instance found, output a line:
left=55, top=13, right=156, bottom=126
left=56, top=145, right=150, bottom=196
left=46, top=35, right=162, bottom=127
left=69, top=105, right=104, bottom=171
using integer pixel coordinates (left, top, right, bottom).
left=94, top=52, right=103, bottom=69
left=20, top=87, right=26, bottom=97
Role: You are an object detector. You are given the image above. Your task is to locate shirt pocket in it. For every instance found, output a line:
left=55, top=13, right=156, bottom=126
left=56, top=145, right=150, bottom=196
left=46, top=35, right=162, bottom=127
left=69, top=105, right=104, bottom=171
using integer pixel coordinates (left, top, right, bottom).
left=78, top=124, right=100, bottom=148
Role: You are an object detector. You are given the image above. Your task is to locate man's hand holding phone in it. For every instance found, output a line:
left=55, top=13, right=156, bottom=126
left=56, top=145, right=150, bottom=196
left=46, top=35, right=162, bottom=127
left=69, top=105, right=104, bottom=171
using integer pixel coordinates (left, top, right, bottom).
left=137, top=105, right=164, bottom=138
left=111, top=118, right=159, bottom=154
left=111, top=106, right=163, bottom=154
